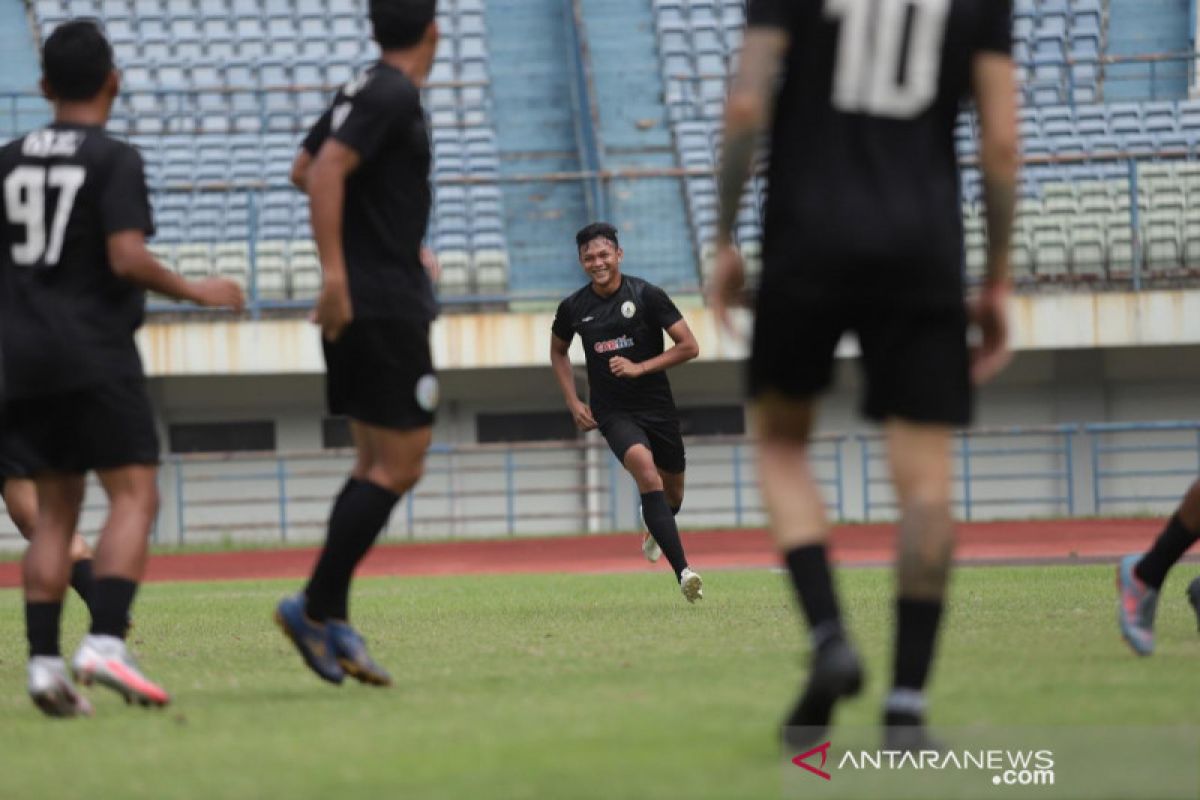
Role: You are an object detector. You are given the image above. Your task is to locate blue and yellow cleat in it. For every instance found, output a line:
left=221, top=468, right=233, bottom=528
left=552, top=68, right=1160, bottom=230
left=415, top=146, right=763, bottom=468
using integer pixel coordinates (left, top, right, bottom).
left=328, top=621, right=392, bottom=687
left=1116, top=554, right=1159, bottom=656
left=1187, top=576, right=1200, bottom=633
left=274, top=594, right=344, bottom=685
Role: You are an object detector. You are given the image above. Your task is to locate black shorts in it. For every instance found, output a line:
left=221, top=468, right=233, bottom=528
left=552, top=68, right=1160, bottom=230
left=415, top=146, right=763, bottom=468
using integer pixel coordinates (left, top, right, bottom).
left=598, top=410, right=686, bottom=474
left=323, top=318, right=438, bottom=431
left=1, top=377, right=161, bottom=476
left=748, top=292, right=972, bottom=426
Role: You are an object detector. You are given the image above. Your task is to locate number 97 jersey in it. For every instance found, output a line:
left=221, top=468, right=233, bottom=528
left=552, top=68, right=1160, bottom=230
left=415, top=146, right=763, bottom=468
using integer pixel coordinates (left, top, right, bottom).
left=0, top=123, right=154, bottom=398
left=747, top=0, right=1012, bottom=309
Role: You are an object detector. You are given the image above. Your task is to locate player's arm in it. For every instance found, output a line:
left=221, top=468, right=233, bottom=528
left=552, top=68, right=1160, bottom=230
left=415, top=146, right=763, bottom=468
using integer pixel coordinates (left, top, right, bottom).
left=709, top=27, right=790, bottom=329
left=969, top=50, right=1019, bottom=384
left=290, top=149, right=313, bottom=192
left=610, top=320, right=699, bottom=378
left=550, top=333, right=597, bottom=431
left=307, top=138, right=360, bottom=340
left=107, top=230, right=244, bottom=310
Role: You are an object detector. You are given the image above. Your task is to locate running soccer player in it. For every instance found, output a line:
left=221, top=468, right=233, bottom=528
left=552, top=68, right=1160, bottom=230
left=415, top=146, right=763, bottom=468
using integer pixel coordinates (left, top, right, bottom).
left=1117, top=483, right=1200, bottom=654
left=274, top=0, right=440, bottom=686
left=551, top=222, right=704, bottom=602
left=0, top=21, right=244, bottom=717
left=710, top=0, right=1017, bottom=749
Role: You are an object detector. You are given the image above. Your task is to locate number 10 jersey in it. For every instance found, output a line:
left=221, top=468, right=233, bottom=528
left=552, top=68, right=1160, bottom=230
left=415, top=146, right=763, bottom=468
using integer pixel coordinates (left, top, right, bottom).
left=0, top=122, right=154, bottom=398
left=747, top=0, right=1012, bottom=308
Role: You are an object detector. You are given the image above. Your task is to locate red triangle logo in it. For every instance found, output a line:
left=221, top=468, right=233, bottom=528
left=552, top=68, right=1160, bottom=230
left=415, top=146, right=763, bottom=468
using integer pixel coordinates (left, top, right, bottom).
left=792, top=741, right=833, bottom=781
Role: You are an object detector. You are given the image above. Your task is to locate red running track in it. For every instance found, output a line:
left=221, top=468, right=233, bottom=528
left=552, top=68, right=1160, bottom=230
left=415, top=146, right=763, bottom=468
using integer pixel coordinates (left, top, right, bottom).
left=0, top=519, right=1172, bottom=588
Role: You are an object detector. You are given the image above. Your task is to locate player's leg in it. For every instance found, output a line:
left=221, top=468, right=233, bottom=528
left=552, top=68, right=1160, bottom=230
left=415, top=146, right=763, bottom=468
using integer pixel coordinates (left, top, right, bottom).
left=6, top=477, right=97, bottom=612
left=306, top=421, right=430, bottom=686
left=641, top=414, right=701, bottom=597
left=641, top=468, right=684, bottom=564
left=757, top=394, right=862, bottom=747
left=1187, top=574, right=1200, bottom=633
left=881, top=421, right=955, bottom=747
left=72, top=463, right=169, bottom=707
left=622, top=442, right=695, bottom=593
left=1117, top=478, right=1200, bottom=655
left=25, top=473, right=93, bottom=717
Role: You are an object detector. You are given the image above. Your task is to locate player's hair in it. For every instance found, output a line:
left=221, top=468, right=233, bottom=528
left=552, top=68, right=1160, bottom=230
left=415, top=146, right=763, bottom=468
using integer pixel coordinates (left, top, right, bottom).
left=41, top=20, right=114, bottom=101
left=576, top=222, right=620, bottom=253
left=370, top=0, right=437, bottom=49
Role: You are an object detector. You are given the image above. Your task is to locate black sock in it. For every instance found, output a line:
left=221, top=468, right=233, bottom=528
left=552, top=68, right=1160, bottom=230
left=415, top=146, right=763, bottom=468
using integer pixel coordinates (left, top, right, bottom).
left=1135, top=514, right=1200, bottom=590
left=893, top=598, right=944, bottom=695
left=26, top=602, right=62, bottom=657
left=641, top=491, right=688, bottom=579
left=784, top=544, right=843, bottom=647
left=305, top=478, right=401, bottom=621
left=70, top=558, right=96, bottom=612
left=90, top=578, right=138, bottom=638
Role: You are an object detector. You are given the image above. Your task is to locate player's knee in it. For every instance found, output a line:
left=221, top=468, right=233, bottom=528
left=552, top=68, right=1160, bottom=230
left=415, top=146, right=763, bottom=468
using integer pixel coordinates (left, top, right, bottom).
left=113, top=485, right=160, bottom=523
left=367, top=463, right=423, bottom=496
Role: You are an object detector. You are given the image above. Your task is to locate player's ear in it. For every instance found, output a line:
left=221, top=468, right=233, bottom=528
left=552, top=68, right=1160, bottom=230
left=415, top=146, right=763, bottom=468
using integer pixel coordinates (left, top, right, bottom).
left=39, top=77, right=54, bottom=102
left=105, top=69, right=120, bottom=101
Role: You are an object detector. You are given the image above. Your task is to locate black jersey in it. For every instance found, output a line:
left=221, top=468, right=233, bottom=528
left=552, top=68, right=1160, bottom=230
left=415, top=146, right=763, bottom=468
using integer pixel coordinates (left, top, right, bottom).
left=303, top=61, right=436, bottom=323
left=552, top=275, right=685, bottom=419
left=0, top=123, right=153, bottom=398
left=748, top=0, right=1012, bottom=306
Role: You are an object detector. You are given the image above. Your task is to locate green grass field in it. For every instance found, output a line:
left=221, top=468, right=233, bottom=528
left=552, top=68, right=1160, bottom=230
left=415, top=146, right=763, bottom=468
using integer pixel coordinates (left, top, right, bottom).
left=0, top=565, right=1197, bottom=799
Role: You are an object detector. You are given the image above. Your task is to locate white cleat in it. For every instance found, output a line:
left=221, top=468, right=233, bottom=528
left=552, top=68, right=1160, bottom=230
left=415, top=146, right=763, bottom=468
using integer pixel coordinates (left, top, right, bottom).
left=638, top=503, right=662, bottom=562
left=642, top=532, right=662, bottom=563
left=72, top=634, right=170, bottom=708
left=679, top=567, right=704, bottom=603
left=28, top=656, right=93, bottom=718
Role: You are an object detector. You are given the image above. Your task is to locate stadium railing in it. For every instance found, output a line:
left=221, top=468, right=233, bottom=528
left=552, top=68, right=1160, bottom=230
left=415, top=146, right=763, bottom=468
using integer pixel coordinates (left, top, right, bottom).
left=7, top=421, right=1200, bottom=549
left=1087, top=421, right=1200, bottom=515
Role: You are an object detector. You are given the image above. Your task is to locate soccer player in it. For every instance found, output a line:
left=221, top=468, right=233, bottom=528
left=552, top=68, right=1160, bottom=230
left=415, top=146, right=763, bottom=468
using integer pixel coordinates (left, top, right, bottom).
left=274, top=0, right=441, bottom=687
left=1117, top=483, right=1200, bottom=654
left=710, top=0, right=1017, bottom=748
left=1, top=470, right=97, bottom=612
left=0, top=21, right=244, bottom=717
left=551, top=222, right=704, bottom=602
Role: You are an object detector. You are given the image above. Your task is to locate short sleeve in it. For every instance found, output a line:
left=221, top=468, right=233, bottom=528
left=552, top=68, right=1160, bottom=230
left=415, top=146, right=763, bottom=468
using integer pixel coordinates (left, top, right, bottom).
left=747, top=0, right=792, bottom=29
left=100, top=146, right=154, bottom=236
left=551, top=299, right=575, bottom=343
left=302, top=107, right=333, bottom=156
left=331, top=75, right=415, bottom=162
left=976, top=0, right=1013, bottom=55
left=644, top=284, right=683, bottom=330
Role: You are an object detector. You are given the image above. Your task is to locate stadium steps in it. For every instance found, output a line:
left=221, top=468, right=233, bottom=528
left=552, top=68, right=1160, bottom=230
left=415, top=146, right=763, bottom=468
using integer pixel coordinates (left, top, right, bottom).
left=581, top=0, right=697, bottom=289
left=1, top=2, right=47, bottom=136
left=486, top=0, right=591, bottom=296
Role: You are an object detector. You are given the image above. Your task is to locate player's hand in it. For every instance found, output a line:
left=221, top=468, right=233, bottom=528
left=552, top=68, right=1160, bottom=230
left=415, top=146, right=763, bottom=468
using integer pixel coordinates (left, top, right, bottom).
left=969, top=280, right=1012, bottom=385
left=707, top=241, right=745, bottom=338
left=421, top=246, right=441, bottom=283
left=609, top=357, right=644, bottom=379
left=570, top=401, right=598, bottom=432
left=313, top=275, right=354, bottom=342
left=190, top=277, right=245, bottom=312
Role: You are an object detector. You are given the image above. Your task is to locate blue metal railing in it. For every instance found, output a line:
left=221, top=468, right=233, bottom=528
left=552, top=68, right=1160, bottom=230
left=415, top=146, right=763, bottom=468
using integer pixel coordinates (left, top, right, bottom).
left=1088, top=421, right=1200, bottom=514
left=859, top=425, right=1078, bottom=522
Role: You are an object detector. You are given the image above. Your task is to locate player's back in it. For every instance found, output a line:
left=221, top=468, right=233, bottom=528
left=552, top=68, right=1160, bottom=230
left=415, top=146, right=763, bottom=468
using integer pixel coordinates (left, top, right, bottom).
left=0, top=123, right=151, bottom=397
left=754, top=0, right=1011, bottom=304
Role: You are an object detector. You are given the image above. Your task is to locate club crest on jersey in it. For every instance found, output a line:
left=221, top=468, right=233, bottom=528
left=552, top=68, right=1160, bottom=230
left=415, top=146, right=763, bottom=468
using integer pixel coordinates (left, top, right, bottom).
left=595, top=336, right=634, bottom=354
left=621, top=301, right=636, bottom=318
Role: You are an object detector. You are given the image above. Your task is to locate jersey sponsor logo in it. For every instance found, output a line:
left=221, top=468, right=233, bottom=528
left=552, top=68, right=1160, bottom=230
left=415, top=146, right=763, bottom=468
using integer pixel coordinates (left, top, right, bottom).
left=415, top=374, right=440, bottom=412
left=594, top=335, right=634, bottom=354
left=21, top=130, right=83, bottom=158
left=621, top=301, right=636, bottom=318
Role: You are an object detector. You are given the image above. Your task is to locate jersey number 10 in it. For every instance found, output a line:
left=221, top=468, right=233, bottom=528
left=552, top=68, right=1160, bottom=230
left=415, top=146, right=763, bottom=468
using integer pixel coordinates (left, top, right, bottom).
left=3, top=165, right=86, bottom=267
left=826, top=0, right=950, bottom=119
